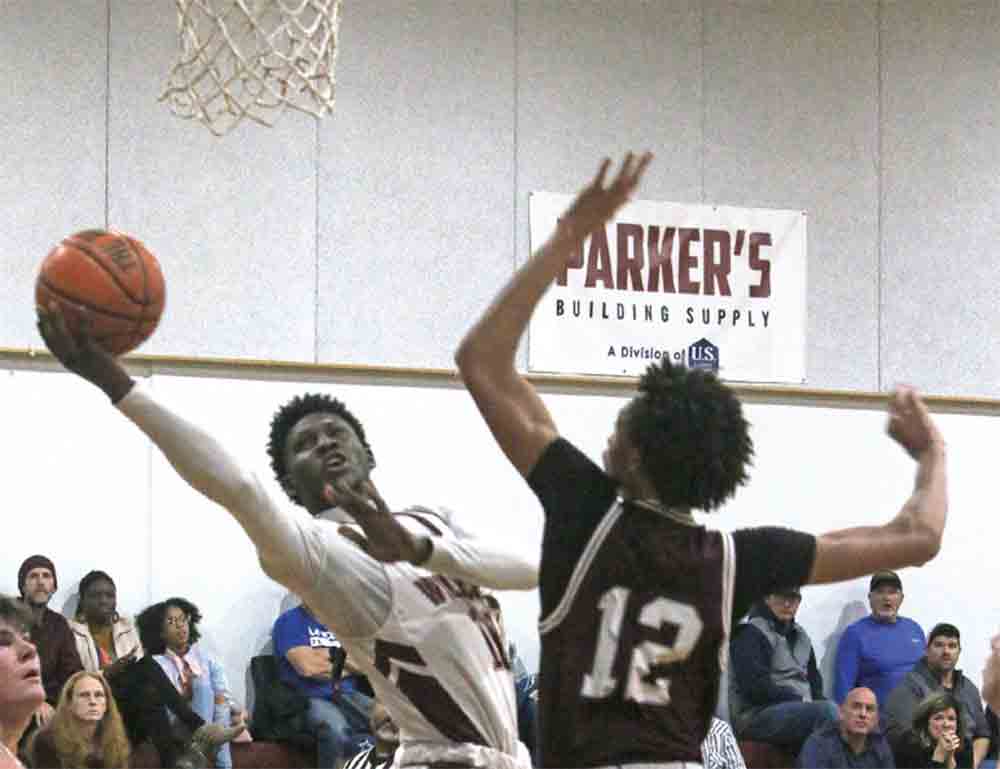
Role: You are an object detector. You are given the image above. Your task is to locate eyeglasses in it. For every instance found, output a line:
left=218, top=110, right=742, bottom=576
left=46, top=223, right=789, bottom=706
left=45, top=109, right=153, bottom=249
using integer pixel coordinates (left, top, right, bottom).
left=164, top=615, right=190, bottom=628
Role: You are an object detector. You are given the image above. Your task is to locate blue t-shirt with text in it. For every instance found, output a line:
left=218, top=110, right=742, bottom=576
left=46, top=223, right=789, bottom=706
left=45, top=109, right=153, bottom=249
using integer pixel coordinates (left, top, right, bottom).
left=272, top=605, right=357, bottom=699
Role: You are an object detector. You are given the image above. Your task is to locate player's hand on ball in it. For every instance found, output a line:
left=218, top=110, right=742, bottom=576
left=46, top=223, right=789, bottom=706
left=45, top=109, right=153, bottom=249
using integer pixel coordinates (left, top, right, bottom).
left=886, top=386, right=943, bottom=459
left=557, top=152, right=653, bottom=245
left=329, top=480, right=431, bottom=565
left=37, top=301, right=101, bottom=372
left=37, top=301, right=133, bottom=402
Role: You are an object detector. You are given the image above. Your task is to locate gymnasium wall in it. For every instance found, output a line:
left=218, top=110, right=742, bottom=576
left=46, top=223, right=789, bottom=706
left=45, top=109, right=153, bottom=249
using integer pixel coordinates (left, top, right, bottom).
left=1, top=1, right=998, bottom=706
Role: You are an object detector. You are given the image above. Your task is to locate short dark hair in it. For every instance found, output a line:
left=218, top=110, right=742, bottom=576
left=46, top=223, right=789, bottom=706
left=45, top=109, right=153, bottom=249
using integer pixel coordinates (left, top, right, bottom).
left=0, top=594, right=34, bottom=635
left=136, top=597, right=203, bottom=655
left=928, top=622, right=961, bottom=646
left=913, top=691, right=964, bottom=748
left=78, top=570, right=115, bottom=599
left=267, top=393, right=375, bottom=506
left=625, top=360, right=753, bottom=511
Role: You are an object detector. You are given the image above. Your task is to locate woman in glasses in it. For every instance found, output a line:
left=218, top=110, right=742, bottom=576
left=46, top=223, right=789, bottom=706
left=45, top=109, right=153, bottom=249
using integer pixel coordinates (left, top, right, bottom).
left=137, top=598, right=250, bottom=769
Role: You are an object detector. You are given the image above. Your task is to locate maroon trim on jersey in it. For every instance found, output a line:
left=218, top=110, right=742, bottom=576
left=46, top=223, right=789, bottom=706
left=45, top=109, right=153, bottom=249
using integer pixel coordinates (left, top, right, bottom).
left=396, top=511, right=444, bottom=536
left=374, top=639, right=489, bottom=747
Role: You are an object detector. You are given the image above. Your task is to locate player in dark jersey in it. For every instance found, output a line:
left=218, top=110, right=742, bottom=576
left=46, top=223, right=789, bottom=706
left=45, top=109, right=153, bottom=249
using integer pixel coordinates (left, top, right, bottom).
left=455, top=152, right=948, bottom=768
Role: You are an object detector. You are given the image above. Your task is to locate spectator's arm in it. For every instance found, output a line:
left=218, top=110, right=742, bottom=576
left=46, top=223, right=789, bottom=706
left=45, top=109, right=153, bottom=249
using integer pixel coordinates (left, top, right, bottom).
left=973, top=737, right=989, bottom=769
left=807, top=648, right=824, bottom=700
left=284, top=646, right=334, bottom=680
left=731, top=625, right=804, bottom=705
left=833, top=627, right=861, bottom=703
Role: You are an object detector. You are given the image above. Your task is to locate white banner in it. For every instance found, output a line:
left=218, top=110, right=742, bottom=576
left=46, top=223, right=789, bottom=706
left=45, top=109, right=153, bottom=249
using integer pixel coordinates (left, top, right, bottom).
left=528, top=193, right=807, bottom=383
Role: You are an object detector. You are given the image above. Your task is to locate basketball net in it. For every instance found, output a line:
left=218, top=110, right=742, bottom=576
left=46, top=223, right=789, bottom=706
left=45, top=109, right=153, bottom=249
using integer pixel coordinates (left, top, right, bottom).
left=160, top=0, right=341, bottom=136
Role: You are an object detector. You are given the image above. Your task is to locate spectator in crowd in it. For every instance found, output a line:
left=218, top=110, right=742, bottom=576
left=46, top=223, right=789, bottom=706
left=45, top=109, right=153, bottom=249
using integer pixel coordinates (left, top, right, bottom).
left=273, top=601, right=373, bottom=768
left=701, top=718, right=747, bottom=769
left=67, top=572, right=240, bottom=767
left=797, top=687, right=894, bottom=768
left=137, top=597, right=251, bottom=769
left=884, top=623, right=990, bottom=768
left=29, top=670, right=130, bottom=769
left=834, top=570, right=925, bottom=708
left=343, top=701, right=399, bottom=769
left=1, top=595, right=45, bottom=769
left=893, top=691, right=973, bottom=769
left=730, top=587, right=837, bottom=753
left=67, top=571, right=141, bottom=675
left=16, top=556, right=83, bottom=723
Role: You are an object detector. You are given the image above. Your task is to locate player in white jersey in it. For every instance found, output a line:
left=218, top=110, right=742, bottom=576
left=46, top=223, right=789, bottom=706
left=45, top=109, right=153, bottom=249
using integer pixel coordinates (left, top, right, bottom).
left=37, top=307, right=536, bottom=769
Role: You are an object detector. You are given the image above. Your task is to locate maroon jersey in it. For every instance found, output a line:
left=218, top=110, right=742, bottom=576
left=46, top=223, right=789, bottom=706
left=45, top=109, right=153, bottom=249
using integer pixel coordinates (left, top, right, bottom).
left=529, top=438, right=816, bottom=768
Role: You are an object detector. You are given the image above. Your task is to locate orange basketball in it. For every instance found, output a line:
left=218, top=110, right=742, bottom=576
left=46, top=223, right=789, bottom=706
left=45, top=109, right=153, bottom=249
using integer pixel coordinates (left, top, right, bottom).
left=35, top=229, right=166, bottom=356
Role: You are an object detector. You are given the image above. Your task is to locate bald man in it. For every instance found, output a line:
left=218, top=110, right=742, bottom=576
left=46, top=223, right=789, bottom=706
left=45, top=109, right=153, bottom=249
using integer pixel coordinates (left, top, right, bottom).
left=797, top=688, right=895, bottom=768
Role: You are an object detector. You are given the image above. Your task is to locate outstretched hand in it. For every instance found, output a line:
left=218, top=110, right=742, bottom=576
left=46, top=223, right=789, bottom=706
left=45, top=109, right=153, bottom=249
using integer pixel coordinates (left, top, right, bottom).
left=984, top=633, right=1000, bottom=711
left=36, top=301, right=132, bottom=401
left=556, top=152, right=653, bottom=244
left=886, top=386, right=943, bottom=459
left=328, top=480, right=432, bottom=564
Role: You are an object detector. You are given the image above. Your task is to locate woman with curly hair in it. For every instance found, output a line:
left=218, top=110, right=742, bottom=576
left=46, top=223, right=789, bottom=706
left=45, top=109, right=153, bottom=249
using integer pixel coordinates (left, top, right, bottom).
left=29, top=671, right=129, bottom=769
left=137, top=598, right=250, bottom=769
left=455, top=152, right=948, bottom=767
left=895, top=691, right=973, bottom=769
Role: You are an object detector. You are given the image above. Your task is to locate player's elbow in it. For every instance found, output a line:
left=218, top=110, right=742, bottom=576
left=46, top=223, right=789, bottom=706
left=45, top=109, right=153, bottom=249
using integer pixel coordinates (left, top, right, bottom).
left=454, top=336, right=480, bottom=376
left=902, top=519, right=943, bottom=566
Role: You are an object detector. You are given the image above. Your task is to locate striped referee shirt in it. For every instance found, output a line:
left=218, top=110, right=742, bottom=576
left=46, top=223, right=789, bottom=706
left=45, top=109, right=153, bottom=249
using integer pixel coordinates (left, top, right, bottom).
left=701, top=718, right=747, bottom=769
left=342, top=747, right=392, bottom=769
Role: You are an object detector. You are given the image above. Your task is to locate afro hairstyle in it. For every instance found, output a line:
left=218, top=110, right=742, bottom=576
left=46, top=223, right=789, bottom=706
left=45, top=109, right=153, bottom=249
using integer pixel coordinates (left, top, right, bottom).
left=624, top=359, right=753, bottom=511
left=136, top=597, right=203, bottom=655
left=267, top=392, right=375, bottom=506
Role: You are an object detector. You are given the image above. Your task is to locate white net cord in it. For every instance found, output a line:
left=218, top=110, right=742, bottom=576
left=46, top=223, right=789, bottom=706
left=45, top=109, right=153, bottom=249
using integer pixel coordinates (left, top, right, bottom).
left=161, top=0, right=342, bottom=136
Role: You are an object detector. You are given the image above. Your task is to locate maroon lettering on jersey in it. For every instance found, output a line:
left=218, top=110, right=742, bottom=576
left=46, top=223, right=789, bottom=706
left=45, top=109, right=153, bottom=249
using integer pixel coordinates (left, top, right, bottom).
left=539, top=503, right=728, bottom=767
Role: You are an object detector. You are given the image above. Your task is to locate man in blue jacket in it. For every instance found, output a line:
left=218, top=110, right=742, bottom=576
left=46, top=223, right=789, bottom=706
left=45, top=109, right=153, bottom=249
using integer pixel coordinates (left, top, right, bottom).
left=833, top=570, right=925, bottom=709
left=798, top=687, right=894, bottom=768
left=730, top=588, right=837, bottom=752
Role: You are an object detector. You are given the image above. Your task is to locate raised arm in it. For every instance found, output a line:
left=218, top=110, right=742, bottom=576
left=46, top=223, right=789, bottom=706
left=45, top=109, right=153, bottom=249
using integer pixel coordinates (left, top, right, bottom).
left=807, top=386, right=946, bottom=584
left=455, top=153, right=653, bottom=477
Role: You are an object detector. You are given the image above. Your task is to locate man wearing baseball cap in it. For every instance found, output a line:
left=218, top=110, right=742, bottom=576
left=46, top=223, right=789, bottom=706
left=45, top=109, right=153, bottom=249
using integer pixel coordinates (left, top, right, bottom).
left=17, top=555, right=83, bottom=723
left=833, top=570, right=925, bottom=710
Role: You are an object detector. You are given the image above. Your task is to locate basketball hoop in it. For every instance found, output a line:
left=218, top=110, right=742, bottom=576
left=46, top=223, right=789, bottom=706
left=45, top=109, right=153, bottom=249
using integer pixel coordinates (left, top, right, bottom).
left=160, top=0, right=342, bottom=136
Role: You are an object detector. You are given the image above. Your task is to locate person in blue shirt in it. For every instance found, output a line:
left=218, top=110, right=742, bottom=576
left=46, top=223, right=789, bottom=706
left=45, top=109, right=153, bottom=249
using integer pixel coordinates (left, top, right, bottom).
left=272, top=602, right=372, bottom=768
left=834, top=570, right=925, bottom=709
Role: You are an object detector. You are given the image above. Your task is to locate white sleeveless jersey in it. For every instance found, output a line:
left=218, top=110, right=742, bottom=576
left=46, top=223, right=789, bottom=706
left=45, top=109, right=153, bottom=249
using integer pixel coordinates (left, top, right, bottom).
left=340, top=515, right=527, bottom=767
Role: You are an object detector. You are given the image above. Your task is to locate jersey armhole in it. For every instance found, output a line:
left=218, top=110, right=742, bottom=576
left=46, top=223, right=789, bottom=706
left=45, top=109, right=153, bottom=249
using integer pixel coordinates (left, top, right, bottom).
left=539, top=497, right=623, bottom=635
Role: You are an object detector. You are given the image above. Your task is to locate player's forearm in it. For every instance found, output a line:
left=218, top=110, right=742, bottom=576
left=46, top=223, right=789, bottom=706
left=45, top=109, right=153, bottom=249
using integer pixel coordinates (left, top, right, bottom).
left=894, top=441, right=947, bottom=563
left=115, top=383, right=305, bottom=583
left=117, top=383, right=259, bottom=512
left=425, top=536, right=538, bottom=590
left=456, top=228, right=578, bottom=373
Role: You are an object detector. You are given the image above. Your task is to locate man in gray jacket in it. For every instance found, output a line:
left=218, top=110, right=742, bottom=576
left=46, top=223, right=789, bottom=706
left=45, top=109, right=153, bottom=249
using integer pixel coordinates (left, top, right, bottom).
left=884, top=622, right=990, bottom=768
left=729, top=588, right=837, bottom=753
